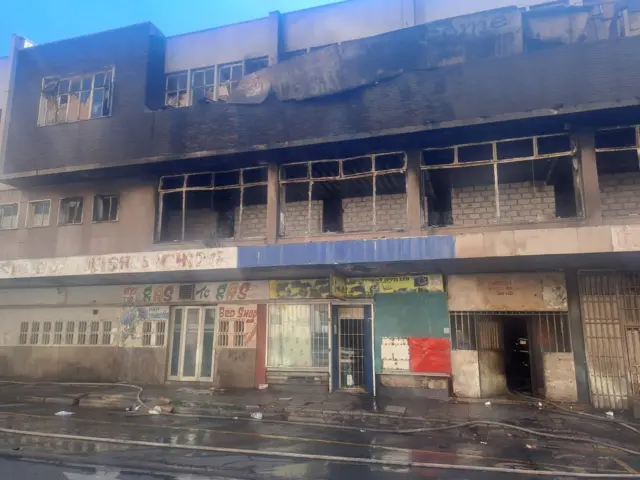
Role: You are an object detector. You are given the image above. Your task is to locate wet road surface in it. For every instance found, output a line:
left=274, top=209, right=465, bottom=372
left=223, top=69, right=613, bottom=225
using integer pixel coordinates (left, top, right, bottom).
left=0, top=402, right=638, bottom=479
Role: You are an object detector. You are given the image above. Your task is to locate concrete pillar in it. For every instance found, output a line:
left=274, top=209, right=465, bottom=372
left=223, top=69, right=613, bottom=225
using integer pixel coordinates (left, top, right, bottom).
left=574, top=132, right=602, bottom=226
left=565, top=269, right=591, bottom=404
left=406, top=149, right=423, bottom=235
left=267, top=11, right=282, bottom=66
left=266, top=162, right=279, bottom=244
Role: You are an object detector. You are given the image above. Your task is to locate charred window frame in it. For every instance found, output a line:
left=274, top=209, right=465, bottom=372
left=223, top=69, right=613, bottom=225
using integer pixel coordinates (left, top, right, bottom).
left=26, top=200, right=51, bottom=228
left=58, top=197, right=84, bottom=226
left=92, top=195, right=119, bottom=223
left=278, top=152, right=408, bottom=237
left=157, top=167, right=269, bottom=244
left=595, top=125, right=640, bottom=218
left=191, top=67, right=215, bottom=105
left=38, top=69, right=114, bottom=126
left=165, top=71, right=189, bottom=108
left=217, top=62, right=244, bottom=99
left=0, top=203, right=19, bottom=230
left=421, top=134, right=581, bottom=228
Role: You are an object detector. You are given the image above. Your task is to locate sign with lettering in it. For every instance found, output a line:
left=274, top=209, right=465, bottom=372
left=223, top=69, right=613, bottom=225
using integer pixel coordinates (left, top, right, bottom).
left=345, top=275, right=444, bottom=298
left=0, top=248, right=237, bottom=279
left=218, top=304, right=258, bottom=348
left=330, top=276, right=347, bottom=299
left=195, top=281, right=269, bottom=302
left=447, top=273, right=568, bottom=311
left=269, top=279, right=331, bottom=299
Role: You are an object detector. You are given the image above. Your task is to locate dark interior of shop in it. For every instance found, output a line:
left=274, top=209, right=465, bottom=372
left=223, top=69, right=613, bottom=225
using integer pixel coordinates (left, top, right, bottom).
left=339, top=318, right=365, bottom=389
left=503, top=318, right=533, bottom=394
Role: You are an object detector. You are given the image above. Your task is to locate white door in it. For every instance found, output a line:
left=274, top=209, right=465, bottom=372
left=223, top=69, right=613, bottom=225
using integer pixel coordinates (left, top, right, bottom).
left=168, top=307, right=217, bottom=381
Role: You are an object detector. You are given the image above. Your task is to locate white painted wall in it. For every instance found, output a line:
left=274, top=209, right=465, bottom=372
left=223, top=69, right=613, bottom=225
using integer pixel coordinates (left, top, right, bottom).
left=165, top=17, right=272, bottom=73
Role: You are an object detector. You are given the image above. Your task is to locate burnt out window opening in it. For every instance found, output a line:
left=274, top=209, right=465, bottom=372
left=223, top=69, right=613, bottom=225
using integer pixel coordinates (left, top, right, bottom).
left=421, top=134, right=580, bottom=228
left=58, top=197, right=84, bottom=225
left=164, top=57, right=269, bottom=108
left=0, top=203, right=18, bottom=230
left=157, top=167, right=268, bottom=243
left=595, top=125, right=640, bottom=218
left=38, top=69, right=113, bottom=126
left=278, top=152, right=407, bottom=237
left=93, top=195, right=119, bottom=222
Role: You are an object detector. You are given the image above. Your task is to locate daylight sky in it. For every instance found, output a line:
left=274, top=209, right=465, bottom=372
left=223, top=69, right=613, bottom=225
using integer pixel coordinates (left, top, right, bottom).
left=0, top=0, right=342, bottom=56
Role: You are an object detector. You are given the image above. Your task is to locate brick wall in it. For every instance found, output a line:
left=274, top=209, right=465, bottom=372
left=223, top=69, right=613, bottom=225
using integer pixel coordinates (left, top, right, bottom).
left=451, top=182, right=556, bottom=226
left=343, top=193, right=407, bottom=233
left=600, top=173, right=640, bottom=217
left=236, top=204, right=268, bottom=238
left=281, top=200, right=323, bottom=237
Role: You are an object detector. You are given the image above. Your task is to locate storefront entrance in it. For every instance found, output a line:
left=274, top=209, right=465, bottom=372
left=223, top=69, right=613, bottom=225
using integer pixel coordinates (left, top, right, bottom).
left=168, top=307, right=217, bottom=381
left=331, top=306, right=373, bottom=393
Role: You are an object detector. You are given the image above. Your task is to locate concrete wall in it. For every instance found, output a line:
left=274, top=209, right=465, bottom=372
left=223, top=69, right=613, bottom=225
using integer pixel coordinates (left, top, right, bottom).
left=452, top=182, right=556, bottom=227
left=599, top=173, right=640, bottom=218
left=378, top=373, right=449, bottom=399
left=478, top=350, right=508, bottom=397
left=451, top=350, right=481, bottom=398
left=414, top=0, right=546, bottom=24
left=0, top=180, right=155, bottom=261
left=543, top=352, right=578, bottom=403
left=165, top=17, right=272, bottom=72
left=0, top=56, right=9, bottom=163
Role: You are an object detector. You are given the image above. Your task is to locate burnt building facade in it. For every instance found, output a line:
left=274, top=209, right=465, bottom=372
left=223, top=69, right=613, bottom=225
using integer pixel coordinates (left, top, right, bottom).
left=1, top=0, right=640, bottom=409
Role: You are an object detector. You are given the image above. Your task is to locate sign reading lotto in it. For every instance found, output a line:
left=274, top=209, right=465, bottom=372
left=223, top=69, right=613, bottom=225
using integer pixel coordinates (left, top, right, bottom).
left=0, top=248, right=237, bottom=279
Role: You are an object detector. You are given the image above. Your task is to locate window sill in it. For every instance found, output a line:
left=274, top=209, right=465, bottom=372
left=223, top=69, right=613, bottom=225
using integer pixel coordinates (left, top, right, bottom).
left=423, top=217, right=586, bottom=235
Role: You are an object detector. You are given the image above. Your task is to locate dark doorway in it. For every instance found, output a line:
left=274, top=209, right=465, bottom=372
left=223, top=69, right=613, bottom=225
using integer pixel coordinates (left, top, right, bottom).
left=339, top=317, right=365, bottom=390
left=503, top=319, right=533, bottom=394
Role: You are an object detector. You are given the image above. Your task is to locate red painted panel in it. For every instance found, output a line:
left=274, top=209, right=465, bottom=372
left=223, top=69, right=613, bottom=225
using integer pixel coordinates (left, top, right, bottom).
left=254, top=304, right=268, bottom=387
left=409, top=338, right=451, bottom=374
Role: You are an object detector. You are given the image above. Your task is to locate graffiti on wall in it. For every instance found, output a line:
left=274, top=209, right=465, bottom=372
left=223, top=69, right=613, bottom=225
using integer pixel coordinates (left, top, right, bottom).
left=122, top=285, right=176, bottom=304
left=195, top=282, right=269, bottom=302
left=218, top=305, right=258, bottom=348
left=269, top=279, right=331, bottom=299
left=118, top=306, right=169, bottom=346
left=0, top=248, right=236, bottom=279
left=380, top=336, right=451, bottom=374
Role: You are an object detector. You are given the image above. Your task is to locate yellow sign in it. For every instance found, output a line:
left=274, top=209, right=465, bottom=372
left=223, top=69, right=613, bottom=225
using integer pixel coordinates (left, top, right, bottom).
left=330, top=276, right=347, bottom=299
left=346, top=275, right=444, bottom=298
left=269, top=279, right=331, bottom=299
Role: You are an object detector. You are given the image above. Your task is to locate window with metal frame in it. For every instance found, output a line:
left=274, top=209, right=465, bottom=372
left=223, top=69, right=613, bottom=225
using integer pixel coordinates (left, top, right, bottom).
left=38, top=70, right=113, bottom=126
left=267, top=304, right=329, bottom=369
left=279, top=153, right=407, bottom=237
left=165, top=71, right=189, bottom=108
left=27, top=200, right=51, bottom=227
left=421, top=134, right=580, bottom=227
left=0, top=203, right=18, bottom=230
left=191, top=67, right=215, bottom=105
left=217, top=62, right=243, bottom=99
left=59, top=197, right=83, bottom=225
left=157, top=167, right=268, bottom=243
left=92, top=195, right=119, bottom=222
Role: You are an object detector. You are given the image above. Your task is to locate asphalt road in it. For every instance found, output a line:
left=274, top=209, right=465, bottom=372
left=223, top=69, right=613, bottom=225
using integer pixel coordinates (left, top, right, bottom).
left=0, top=402, right=638, bottom=479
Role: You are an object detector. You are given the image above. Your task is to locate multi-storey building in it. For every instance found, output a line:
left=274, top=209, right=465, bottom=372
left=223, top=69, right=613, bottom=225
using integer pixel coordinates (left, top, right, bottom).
left=1, top=0, right=640, bottom=409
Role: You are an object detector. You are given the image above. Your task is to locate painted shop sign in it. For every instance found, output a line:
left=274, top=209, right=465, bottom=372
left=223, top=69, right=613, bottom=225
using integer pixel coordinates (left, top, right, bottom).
left=122, top=281, right=270, bottom=304
left=345, top=275, right=444, bottom=298
left=447, top=273, right=568, bottom=312
left=269, top=279, right=331, bottom=299
left=0, top=248, right=237, bottom=279
left=330, top=276, right=347, bottom=299
left=218, top=305, right=258, bottom=348
left=194, top=282, right=270, bottom=302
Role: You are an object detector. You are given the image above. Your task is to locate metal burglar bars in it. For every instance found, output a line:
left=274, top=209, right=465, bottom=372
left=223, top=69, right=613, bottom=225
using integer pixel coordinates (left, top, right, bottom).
left=278, top=152, right=408, bottom=237
left=421, top=134, right=580, bottom=227
left=338, top=307, right=366, bottom=389
left=157, top=167, right=269, bottom=243
left=579, top=271, right=640, bottom=409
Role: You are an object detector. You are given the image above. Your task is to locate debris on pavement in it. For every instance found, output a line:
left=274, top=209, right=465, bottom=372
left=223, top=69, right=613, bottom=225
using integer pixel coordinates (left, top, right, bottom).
left=149, top=409, right=160, bottom=415
left=279, top=397, right=293, bottom=401
left=258, top=384, right=268, bottom=390
left=606, top=411, right=614, bottom=418
left=480, top=441, right=487, bottom=445
left=125, top=404, right=140, bottom=412
left=54, top=411, right=74, bottom=416
left=152, top=404, right=174, bottom=414
left=250, top=412, right=263, bottom=420
left=484, top=401, right=491, bottom=406
left=209, top=387, right=226, bottom=393
left=157, top=396, right=172, bottom=405
left=537, top=402, right=543, bottom=409
left=526, top=444, right=536, bottom=449
left=385, top=405, right=407, bottom=415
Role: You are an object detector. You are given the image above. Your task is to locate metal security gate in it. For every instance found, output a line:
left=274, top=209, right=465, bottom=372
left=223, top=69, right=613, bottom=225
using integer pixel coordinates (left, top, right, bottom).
left=579, top=272, right=640, bottom=409
left=338, top=307, right=365, bottom=390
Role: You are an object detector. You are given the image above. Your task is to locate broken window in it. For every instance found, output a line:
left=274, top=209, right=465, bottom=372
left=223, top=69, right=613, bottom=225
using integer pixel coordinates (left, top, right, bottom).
left=0, top=203, right=18, bottom=230
left=421, top=134, right=581, bottom=227
left=165, top=71, right=189, bottom=108
left=244, top=56, right=269, bottom=75
left=191, top=68, right=215, bottom=104
left=92, top=195, right=119, bottom=222
left=38, top=70, right=113, bottom=126
left=278, top=153, right=407, bottom=237
left=27, top=200, right=51, bottom=227
left=157, top=167, right=268, bottom=243
left=595, top=126, right=640, bottom=218
left=217, top=62, right=244, bottom=99
left=58, top=197, right=83, bottom=225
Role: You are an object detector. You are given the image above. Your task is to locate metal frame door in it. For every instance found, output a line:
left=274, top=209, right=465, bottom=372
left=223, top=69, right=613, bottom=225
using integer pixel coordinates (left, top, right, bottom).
left=168, top=306, right=217, bottom=382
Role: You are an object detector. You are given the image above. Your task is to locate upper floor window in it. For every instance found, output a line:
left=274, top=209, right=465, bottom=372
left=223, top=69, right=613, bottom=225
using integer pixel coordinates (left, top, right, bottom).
left=27, top=200, right=51, bottom=227
left=0, top=203, right=18, bottom=230
left=93, top=195, right=119, bottom=222
left=164, top=57, right=269, bottom=108
left=38, top=69, right=113, bottom=126
left=59, top=197, right=83, bottom=225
